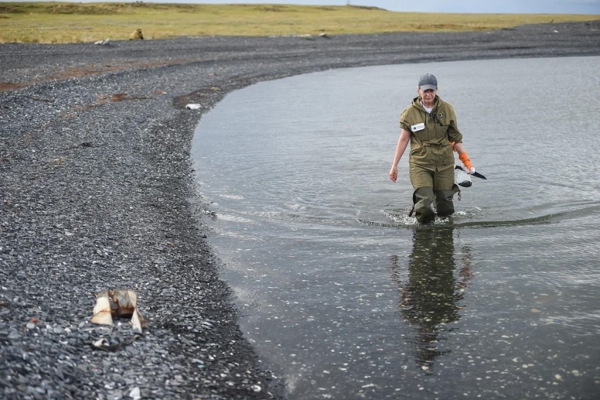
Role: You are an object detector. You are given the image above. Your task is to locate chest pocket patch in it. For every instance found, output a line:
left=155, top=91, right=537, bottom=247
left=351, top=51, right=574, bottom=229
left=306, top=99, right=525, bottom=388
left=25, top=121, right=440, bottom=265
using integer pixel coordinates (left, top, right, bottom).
left=411, top=122, right=425, bottom=133
left=433, top=112, right=447, bottom=126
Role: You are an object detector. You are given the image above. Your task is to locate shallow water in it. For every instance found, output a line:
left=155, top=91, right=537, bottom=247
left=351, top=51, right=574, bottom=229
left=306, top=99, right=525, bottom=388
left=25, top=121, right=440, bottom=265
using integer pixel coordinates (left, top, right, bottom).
left=192, top=56, right=600, bottom=399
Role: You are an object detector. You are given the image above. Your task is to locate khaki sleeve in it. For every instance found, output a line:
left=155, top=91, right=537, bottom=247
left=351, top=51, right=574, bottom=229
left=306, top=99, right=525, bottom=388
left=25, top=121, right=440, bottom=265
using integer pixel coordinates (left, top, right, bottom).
left=446, top=106, right=463, bottom=143
left=399, top=108, right=411, bottom=132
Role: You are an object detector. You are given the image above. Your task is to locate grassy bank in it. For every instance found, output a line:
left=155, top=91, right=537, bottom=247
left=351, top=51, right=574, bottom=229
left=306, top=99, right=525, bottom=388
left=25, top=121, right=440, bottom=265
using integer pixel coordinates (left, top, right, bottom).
left=0, top=2, right=598, bottom=43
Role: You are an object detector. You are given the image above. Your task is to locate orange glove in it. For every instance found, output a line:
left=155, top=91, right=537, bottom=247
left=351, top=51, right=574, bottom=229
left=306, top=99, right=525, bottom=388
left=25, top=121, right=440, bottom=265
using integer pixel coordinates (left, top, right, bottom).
left=458, top=152, right=473, bottom=170
left=450, top=142, right=474, bottom=171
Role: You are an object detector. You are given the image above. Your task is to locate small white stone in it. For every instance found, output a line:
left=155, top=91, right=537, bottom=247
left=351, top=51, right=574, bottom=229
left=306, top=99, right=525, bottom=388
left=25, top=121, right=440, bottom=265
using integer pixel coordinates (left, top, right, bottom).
left=129, top=386, right=141, bottom=400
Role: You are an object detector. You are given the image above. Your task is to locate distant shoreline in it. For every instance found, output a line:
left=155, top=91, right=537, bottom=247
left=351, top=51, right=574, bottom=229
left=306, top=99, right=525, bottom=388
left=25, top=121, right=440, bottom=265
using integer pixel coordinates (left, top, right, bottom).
left=1, top=2, right=599, bottom=43
left=1, top=20, right=599, bottom=399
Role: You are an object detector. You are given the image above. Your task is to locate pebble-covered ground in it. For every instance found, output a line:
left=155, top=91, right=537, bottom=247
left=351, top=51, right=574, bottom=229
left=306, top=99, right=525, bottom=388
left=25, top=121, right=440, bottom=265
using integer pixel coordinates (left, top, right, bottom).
left=1, top=21, right=599, bottom=399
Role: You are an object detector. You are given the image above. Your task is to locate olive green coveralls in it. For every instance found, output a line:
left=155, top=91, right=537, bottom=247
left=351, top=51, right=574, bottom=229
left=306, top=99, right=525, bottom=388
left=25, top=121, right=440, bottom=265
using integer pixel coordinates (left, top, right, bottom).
left=400, top=96, right=462, bottom=223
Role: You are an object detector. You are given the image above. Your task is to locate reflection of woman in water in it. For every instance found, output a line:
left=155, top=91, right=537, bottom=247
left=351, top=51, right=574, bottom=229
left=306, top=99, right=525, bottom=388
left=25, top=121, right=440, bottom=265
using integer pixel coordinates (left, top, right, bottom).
left=390, top=227, right=473, bottom=370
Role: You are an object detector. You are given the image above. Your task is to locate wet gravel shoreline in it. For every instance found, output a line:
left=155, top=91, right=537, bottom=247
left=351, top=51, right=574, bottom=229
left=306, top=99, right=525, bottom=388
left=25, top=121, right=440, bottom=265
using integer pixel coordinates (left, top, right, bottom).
left=1, top=21, right=599, bottom=399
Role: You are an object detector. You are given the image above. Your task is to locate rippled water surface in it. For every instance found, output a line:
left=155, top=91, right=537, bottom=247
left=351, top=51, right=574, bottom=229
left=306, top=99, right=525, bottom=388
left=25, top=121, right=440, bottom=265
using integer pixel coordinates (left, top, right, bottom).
left=192, top=57, right=600, bottom=399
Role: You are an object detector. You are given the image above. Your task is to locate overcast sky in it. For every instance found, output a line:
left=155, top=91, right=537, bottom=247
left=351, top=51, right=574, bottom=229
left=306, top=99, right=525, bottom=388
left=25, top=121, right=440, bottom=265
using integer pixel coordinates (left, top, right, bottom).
left=8, top=0, right=600, bottom=14
left=186, top=0, right=599, bottom=14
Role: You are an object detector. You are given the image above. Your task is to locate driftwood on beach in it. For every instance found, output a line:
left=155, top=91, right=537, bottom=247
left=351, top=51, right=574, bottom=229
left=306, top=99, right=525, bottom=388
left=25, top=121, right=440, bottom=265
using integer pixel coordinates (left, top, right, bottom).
left=0, top=20, right=599, bottom=399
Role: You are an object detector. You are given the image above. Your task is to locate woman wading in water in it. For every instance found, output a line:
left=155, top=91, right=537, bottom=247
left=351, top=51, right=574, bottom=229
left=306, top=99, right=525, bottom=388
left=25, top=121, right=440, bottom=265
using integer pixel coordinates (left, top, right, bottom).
left=389, top=73, right=477, bottom=223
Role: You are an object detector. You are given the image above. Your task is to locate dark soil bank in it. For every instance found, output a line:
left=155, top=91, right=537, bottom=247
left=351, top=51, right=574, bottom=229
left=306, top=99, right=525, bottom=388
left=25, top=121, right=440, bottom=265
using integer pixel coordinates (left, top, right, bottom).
left=1, top=21, right=599, bottom=399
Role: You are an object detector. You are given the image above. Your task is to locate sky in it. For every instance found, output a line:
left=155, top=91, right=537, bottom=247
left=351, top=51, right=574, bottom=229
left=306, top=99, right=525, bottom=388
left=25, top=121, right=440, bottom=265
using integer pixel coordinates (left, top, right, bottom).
left=184, top=0, right=600, bottom=14
left=6, top=0, right=600, bottom=14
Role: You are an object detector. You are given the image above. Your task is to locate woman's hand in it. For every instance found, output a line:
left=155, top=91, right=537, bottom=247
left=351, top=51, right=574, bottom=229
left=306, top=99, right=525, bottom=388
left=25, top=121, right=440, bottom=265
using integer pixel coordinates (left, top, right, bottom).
left=389, top=129, right=410, bottom=183
left=389, top=165, right=398, bottom=182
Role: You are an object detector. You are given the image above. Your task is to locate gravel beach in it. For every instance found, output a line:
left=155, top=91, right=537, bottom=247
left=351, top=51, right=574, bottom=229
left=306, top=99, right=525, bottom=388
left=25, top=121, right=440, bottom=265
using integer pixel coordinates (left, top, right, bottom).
left=1, top=20, right=599, bottom=399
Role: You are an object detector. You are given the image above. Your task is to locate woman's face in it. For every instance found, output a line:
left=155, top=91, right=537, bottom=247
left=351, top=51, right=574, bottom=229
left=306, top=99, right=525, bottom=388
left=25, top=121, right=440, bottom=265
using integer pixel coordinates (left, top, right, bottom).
left=418, top=87, right=437, bottom=106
